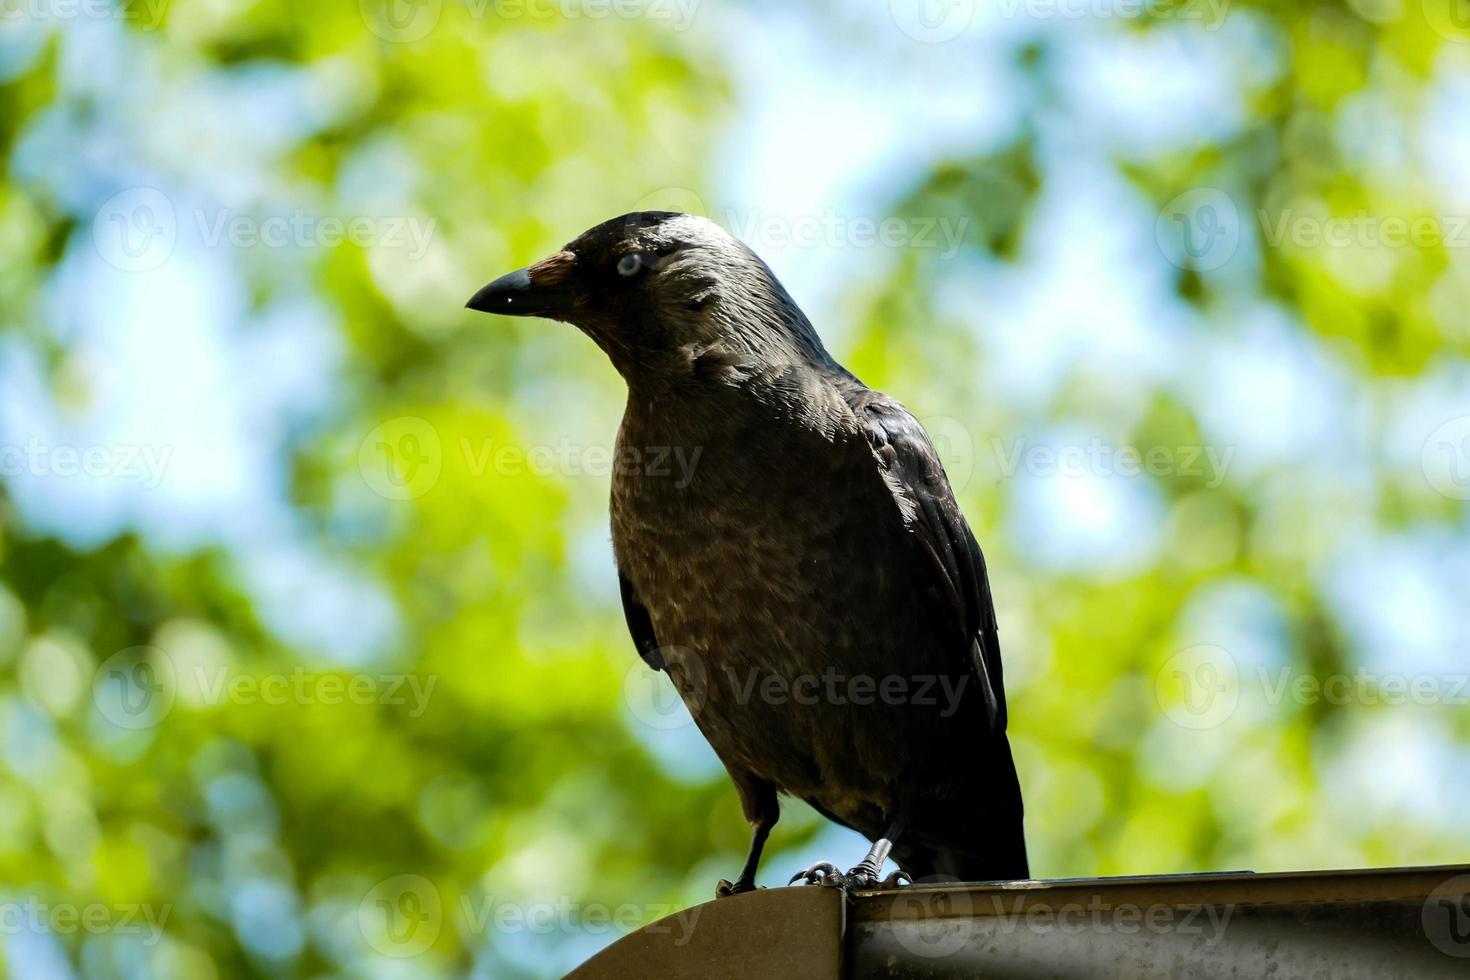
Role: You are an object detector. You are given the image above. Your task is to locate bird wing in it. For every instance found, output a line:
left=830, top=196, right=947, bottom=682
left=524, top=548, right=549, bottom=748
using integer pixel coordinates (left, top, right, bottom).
left=841, top=382, right=1008, bottom=735
left=619, top=568, right=666, bottom=671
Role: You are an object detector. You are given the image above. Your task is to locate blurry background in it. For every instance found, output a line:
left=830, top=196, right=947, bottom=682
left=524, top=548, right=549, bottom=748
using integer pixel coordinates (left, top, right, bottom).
left=2, top=0, right=1469, bottom=976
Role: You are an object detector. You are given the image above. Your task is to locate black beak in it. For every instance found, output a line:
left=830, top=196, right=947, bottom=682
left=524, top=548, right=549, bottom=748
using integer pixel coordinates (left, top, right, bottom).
left=466, top=265, right=577, bottom=318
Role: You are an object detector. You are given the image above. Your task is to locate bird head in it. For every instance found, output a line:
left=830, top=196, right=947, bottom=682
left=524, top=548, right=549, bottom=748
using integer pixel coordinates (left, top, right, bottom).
left=467, top=211, right=828, bottom=381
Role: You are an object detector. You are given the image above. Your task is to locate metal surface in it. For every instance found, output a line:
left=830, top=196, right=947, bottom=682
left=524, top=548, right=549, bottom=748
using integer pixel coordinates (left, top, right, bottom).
left=567, top=884, right=844, bottom=979
left=569, top=865, right=1470, bottom=979
left=849, top=865, right=1470, bottom=978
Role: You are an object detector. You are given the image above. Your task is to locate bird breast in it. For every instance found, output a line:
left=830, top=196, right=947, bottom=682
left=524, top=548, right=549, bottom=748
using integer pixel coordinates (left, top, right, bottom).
left=608, top=379, right=965, bottom=819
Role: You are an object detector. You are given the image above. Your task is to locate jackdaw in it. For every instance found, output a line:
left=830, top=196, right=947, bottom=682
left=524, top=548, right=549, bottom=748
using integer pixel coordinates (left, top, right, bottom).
left=467, top=211, right=1028, bottom=894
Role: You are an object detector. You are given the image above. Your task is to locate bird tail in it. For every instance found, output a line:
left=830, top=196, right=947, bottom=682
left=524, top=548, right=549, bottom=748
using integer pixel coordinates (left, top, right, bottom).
left=893, top=739, right=1030, bottom=883
left=896, top=814, right=1029, bottom=883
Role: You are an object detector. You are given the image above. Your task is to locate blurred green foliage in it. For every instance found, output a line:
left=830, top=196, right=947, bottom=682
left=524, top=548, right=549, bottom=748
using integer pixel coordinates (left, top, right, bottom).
left=1, top=1, right=1469, bottom=977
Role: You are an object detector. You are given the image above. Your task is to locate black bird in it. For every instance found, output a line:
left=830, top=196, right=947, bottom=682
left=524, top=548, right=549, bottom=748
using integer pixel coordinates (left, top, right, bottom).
left=468, top=212, right=1027, bottom=894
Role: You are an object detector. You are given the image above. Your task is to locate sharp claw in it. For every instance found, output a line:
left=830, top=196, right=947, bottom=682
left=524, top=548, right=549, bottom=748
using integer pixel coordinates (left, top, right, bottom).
left=880, top=869, right=913, bottom=888
left=788, top=861, right=845, bottom=887
left=716, top=878, right=760, bottom=898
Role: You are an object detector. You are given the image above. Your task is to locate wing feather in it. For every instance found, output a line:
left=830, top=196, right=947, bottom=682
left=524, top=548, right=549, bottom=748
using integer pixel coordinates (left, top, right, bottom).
left=842, top=382, right=1008, bottom=734
left=619, top=569, right=665, bottom=671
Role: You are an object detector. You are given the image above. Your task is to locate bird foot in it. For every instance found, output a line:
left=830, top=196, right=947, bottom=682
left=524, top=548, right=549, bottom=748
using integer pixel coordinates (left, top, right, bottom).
left=788, top=861, right=849, bottom=888
left=715, top=878, right=761, bottom=899
left=877, top=869, right=913, bottom=889
left=789, top=862, right=914, bottom=890
left=842, top=862, right=914, bottom=890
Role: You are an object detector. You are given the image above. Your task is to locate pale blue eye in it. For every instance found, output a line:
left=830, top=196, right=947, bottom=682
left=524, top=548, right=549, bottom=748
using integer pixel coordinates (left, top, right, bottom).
left=617, top=253, right=642, bottom=277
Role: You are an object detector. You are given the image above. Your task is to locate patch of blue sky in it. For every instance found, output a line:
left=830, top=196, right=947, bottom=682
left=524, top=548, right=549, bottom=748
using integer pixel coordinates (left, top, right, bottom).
left=1, top=927, right=78, bottom=980
left=1187, top=302, right=1363, bottom=480
left=1176, top=576, right=1292, bottom=674
left=1005, top=422, right=1170, bottom=575
left=1420, top=47, right=1470, bottom=212
left=1319, top=713, right=1470, bottom=839
left=1322, top=528, right=1470, bottom=679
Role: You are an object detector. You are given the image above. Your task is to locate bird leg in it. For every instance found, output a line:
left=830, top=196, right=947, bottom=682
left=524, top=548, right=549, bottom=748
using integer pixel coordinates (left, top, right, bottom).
left=716, top=777, right=779, bottom=899
left=843, top=835, right=895, bottom=888
left=790, top=819, right=910, bottom=890
left=716, top=817, right=774, bottom=898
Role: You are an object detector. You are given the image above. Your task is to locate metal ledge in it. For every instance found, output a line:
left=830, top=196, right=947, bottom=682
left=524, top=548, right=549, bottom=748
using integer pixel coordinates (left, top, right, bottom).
left=568, top=884, right=844, bottom=979
left=569, top=865, right=1470, bottom=978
